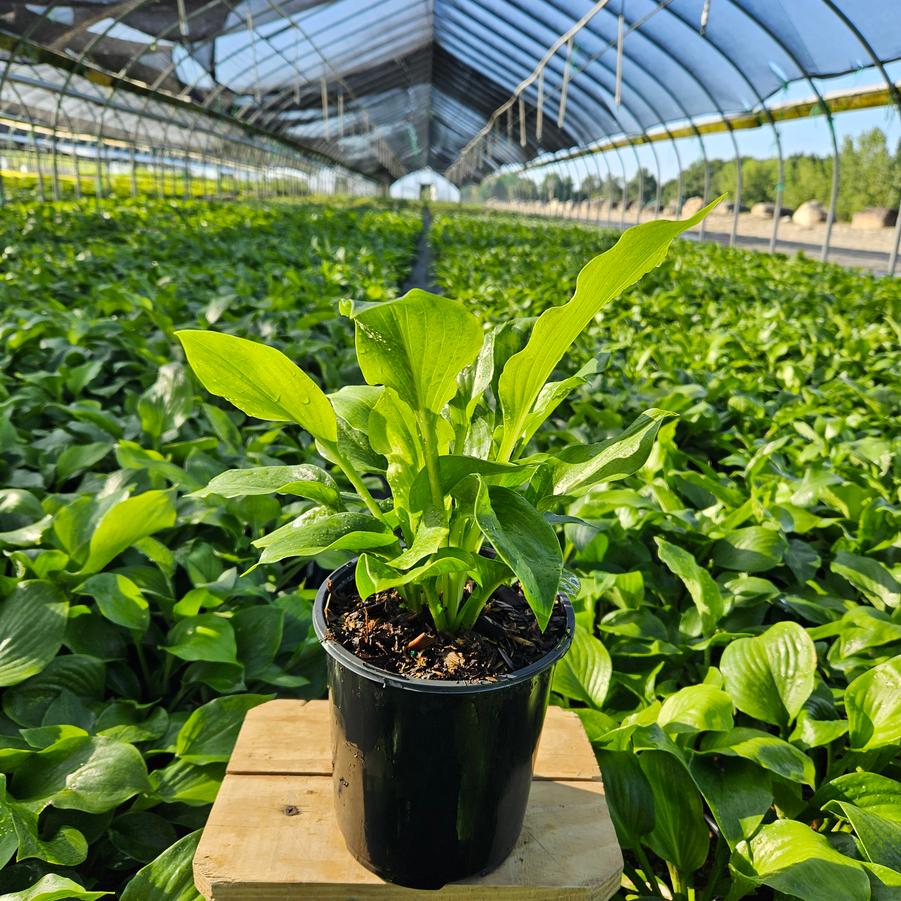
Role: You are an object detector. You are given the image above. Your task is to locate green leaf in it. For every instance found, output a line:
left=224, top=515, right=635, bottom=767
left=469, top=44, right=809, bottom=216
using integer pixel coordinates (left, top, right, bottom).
left=720, top=621, right=816, bottom=727
left=689, top=756, right=772, bottom=849
left=82, top=490, right=176, bottom=574
left=658, top=684, right=734, bottom=734
left=175, top=694, right=271, bottom=764
left=865, top=861, right=901, bottom=901
left=164, top=614, right=237, bottom=664
left=326, top=385, right=387, bottom=473
left=138, top=361, right=193, bottom=441
left=146, top=759, right=223, bottom=806
left=96, top=702, right=168, bottom=744
left=0, top=874, right=109, bottom=901
left=519, top=357, right=600, bottom=448
left=252, top=509, right=396, bottom=565
left=790, top=710, right=848, bottom=749
left=0, top=774, right=87, bottom=866
left=120, top=829, right=203, bottom=901
left=385, top=517, right=449, bottom=569
left=832, top=551, right=900, bottom=609
left=3, top=655, right=105, bottom=728
left=595, top=749, right=654, bottom=850
left=549, top=408, right=676, bottom=497
left=816, top=773, right=901, bottom=822
left=826, top=802, right=901, bottom=870
left=367, top=387, right=425, bottom=512
left=233, top=606, right=284, bottom=680
left=55, top=442, right=112, bottom=483
left=474, top=483, right=562, bottom=630
left=0, top=581, right=68, bottom=686
left=712, top=526, right=788, bottom=573
left=355, top=550, right=474, bottom=601
left=343, top=289, right=483, bottom=414
left=190, top=465, right=341, bottom=508
left=77, top=573, right=149, bottom=632
left=701, top=727, right=816, bottom=786
left=735, top=820, right=869, bottom=901
left=176, top=329, right=337, bottom=441
left=109, top=811, right=178, bottom=863
left=640, top=749, right=709, bottom=874
left=497, top=198, right=723, bottom=460
left=552, top=625, right=611, bottom=707
left=846, top=655, right=901, bottom=751
left=410, top=455, right=534, bottom=513
left=13, top=735, right=149, bottom=812
left=655, top=537, right=724, bottom=636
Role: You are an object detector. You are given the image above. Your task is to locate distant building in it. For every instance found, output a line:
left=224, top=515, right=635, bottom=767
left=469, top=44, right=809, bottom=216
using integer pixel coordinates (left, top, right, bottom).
left=389, top=168, right=460, bottom=203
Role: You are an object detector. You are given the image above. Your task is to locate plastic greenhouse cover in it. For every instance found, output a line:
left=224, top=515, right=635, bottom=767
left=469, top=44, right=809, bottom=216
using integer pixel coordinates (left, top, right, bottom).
left=0, top=0, right=899, bottom=179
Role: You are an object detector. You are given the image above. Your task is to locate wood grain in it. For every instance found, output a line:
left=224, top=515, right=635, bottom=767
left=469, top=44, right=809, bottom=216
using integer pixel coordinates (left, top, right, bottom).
left=196, top=700, right=622, bottom=900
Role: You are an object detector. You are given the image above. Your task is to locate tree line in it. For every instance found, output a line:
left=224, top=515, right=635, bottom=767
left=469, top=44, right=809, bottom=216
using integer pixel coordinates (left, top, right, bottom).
left=474, top=127, right=901, bottom=221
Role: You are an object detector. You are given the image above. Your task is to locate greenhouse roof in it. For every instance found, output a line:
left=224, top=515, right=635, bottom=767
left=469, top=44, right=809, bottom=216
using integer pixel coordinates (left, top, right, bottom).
left=2, top=0, right=900, bottom=183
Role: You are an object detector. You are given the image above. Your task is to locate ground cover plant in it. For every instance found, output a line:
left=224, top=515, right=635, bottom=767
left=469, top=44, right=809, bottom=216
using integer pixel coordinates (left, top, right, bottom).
left=0, top=197, right=898, bottom=900
left=174, top=201, right=718, bottom=660
left=433, top=212, right=901, bottom=900
left=0, top=198, right=420, bottom=899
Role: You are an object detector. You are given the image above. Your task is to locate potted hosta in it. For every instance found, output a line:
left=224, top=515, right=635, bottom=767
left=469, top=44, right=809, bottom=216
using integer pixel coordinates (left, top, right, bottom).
left=177, top=199, right=719, bottom=889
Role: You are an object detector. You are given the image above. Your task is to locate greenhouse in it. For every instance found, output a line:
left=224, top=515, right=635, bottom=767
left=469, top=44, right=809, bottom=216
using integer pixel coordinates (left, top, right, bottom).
left=0, top=1, right=900, bottom=899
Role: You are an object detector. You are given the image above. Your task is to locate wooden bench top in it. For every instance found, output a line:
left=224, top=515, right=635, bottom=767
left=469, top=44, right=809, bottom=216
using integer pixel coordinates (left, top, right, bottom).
left=193, top=700, right=622, bottom=900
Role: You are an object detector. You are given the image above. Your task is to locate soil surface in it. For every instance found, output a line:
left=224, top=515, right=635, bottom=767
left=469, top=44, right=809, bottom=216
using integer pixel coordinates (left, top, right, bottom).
left=323, top=581, right=568, bottom=681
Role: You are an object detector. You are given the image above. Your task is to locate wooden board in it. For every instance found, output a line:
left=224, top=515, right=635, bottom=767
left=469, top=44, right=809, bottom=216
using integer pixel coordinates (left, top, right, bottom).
left=226, top=700, right=602, bottom=782
left=194, top=700, right=622, bottom=900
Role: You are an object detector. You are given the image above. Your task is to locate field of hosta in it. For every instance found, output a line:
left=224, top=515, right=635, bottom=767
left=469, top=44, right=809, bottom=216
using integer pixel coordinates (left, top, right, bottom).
left=434, top=213, right=901, bottom=901
left=0, top=198, right=899, bottom=900
left=0, top=199, right=420, bottom=899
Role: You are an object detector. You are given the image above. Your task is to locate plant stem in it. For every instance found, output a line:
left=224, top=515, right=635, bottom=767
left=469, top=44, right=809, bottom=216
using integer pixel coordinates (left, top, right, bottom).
left=635, top=846, right=664, bottom=897
left=133, top=636, right=151, bottom=695
left=419, top=411, right=448, bottom=529
left=623, top=861, right=653, bottom=897
left=668, top=862, right=688, bottom=900
left=701, top=837, right=729, bottom=901
left=325, top=442, right=391, bottom=527
left=161, top=654, right=173, bottom=697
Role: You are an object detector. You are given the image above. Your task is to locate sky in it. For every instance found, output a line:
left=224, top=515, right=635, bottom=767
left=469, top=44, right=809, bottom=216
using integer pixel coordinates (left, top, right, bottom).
left=527, top=61, right=901, bottom=188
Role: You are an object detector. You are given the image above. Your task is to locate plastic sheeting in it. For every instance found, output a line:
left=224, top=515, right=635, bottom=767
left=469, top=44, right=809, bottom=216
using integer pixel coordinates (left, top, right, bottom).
left=1, top=0, right=900, bottom=182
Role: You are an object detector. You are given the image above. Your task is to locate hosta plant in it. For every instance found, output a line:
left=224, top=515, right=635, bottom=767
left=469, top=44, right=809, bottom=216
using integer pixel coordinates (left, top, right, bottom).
left=176, top=198, right=721, bottom=637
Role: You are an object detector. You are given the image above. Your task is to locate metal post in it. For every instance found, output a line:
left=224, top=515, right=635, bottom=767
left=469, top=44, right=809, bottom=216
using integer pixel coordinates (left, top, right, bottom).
left=31, top=130, right=46, bottom=201
left=823, top=111, right=840, bottom=263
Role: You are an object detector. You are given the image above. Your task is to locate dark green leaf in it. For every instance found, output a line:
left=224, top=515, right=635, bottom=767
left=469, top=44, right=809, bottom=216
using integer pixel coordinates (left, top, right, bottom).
left=120, top=829, right=203, bottom=901
left=76, top=573, right=149, bottom=632
left=474, top=483, right=562, bottom=630
left=640, top=749, right=709, bottom=873
left=0, top=582, right=68, bottom=687
left=175, top=695, right=271, bottom=764
left=713, top=526, right=788, bottom=573
left=596, top=749, right=654, bottom=850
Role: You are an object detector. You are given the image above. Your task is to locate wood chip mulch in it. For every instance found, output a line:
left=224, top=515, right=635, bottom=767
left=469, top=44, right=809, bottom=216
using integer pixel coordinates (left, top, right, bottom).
left=324, top=582, right=567, bottom=682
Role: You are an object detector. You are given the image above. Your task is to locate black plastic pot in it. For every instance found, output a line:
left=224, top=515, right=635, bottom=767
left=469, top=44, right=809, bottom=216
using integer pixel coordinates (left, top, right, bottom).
left=313, top=560, right=575, bottom=889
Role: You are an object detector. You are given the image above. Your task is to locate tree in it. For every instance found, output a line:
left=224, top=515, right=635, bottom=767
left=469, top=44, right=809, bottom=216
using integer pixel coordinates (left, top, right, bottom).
left=626, top=167, right=658, bottom=206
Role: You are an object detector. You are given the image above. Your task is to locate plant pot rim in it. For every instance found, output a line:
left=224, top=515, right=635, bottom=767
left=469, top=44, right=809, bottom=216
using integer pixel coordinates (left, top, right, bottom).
left=313, top=558, right=576, bottom=695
